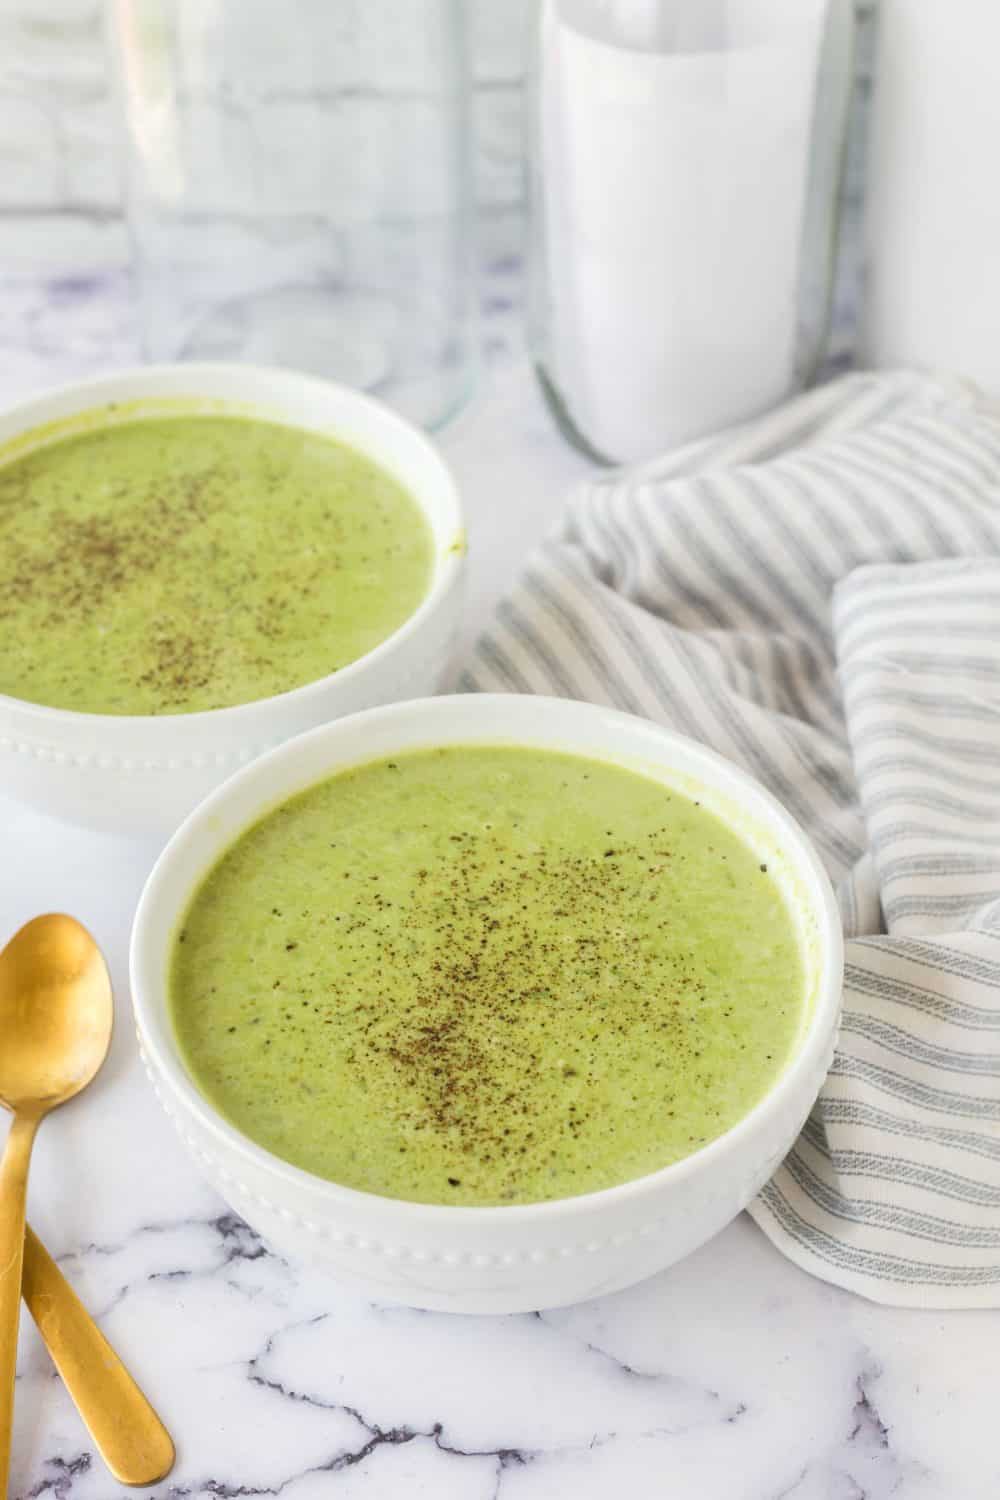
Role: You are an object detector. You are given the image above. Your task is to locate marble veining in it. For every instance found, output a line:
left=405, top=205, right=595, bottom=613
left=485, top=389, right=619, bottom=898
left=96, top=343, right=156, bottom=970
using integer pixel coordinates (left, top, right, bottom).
left=12, top=1202, right=941, bottom=1500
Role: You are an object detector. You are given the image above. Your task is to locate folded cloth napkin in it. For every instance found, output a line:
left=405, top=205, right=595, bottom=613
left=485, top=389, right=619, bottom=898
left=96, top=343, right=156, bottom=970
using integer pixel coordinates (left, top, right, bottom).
left=460, top=370, right=1000, bottom=1308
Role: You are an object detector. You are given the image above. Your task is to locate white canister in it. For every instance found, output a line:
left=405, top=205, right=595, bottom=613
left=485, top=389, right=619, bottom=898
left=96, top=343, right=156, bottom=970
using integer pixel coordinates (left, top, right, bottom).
left=862, top=0, right=1000, bottom=391
left=526, top=0, right=855, bottom=465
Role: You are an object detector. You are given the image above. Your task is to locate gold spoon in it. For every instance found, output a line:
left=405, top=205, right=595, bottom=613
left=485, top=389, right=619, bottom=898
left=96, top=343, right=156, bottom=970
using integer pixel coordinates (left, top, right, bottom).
left=20, top=1224, right=175, bottom=1485
left=0, top=915, right=174, bottom=1490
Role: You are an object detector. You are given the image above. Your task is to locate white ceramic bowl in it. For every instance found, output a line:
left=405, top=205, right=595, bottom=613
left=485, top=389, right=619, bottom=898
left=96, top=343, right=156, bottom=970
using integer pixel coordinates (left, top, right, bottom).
left=131, top=694, right=843, bottom=1315
left=0, top=364, right=464, bottom=834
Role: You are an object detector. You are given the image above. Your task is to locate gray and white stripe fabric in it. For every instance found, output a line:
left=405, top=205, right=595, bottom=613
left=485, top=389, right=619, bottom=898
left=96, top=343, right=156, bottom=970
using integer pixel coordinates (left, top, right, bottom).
left=460, top=371, right=1000, bottom=1307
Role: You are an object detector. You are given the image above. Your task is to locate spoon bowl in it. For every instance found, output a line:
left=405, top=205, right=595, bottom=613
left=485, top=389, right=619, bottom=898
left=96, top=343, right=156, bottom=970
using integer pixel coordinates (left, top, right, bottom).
left=0, top=914, right=113, bottom=1114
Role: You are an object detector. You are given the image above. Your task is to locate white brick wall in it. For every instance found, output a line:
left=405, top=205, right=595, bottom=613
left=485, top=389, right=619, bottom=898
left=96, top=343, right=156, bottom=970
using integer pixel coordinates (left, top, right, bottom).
left=0, top=0, right=531, bottom=216
left=0, top=0, right=871, bottom=364
left=0, top=1, right=875, bottom=218
left=0, top=0, right=116, bottom=210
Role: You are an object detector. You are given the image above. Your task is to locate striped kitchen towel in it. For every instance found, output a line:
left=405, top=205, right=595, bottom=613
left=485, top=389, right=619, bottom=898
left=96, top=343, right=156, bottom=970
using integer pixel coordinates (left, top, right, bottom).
left=460, top=370, right=1000, bottom=1308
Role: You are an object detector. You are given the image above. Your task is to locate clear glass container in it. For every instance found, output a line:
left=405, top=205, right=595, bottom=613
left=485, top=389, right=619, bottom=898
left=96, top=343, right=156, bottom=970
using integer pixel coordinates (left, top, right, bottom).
left=107, top=0, right=475, bottom=430
left=527, top=0, right=856, bottom=464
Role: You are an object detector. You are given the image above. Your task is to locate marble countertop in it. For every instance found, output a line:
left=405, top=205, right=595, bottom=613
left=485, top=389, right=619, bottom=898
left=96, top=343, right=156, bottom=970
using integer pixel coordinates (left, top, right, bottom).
left=0, top=264, right=994, bottom=1500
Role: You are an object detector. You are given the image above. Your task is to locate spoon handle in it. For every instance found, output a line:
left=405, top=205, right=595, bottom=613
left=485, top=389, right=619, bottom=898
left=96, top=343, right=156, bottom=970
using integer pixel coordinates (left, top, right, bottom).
left=0, top=1113, right=39, bottom=1498
left=21, top=1225, right=175, bottom=1487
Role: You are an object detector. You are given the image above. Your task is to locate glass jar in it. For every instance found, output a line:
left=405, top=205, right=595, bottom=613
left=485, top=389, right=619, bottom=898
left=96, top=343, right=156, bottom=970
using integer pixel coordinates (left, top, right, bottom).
left=107, top=0, right=475, bottom=430
left=526, top=0, right=856, bottom=464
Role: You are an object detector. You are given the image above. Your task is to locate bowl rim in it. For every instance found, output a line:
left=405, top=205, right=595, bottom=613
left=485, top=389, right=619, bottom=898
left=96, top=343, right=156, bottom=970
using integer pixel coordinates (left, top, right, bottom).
left=130, top=693, right=844, bottom=1226
left=0, top=362, right=464, bottom=730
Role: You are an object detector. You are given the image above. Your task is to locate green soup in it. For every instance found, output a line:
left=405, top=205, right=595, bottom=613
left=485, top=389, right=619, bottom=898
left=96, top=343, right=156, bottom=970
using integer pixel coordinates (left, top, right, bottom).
left=0, top=410, right=434, bottom=714
left=170, top=746, right=808, bottom=1206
